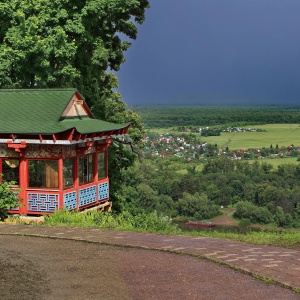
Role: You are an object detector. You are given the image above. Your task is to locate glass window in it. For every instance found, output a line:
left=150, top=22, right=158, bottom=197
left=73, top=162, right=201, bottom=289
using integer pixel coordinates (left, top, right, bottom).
left=63, top=158, right=74, bottom=188
left=79, top=154, right=93, bottom=185
left=2, top=159, right=19, bottom=185
left=29, top=160, right=58, bottom=188
left=98, top=152, right=106, bottom=179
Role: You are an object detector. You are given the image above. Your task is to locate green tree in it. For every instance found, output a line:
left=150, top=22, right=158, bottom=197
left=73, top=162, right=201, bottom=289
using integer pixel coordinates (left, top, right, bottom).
left=177, top=192, right=220, bottom=219
left=136, top=183, right=159, bottom=212
left=234, top=201, right=273, bottom=225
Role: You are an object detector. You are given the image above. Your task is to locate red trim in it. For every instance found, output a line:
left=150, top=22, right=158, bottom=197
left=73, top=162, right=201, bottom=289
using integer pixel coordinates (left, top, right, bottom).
left=0, top=125, right=130, bottom=143
left=85, top=140, right=94, bottom=150
left=7, top=141, right=27, bottom=157
left=68, top=128, right=75, bottom=141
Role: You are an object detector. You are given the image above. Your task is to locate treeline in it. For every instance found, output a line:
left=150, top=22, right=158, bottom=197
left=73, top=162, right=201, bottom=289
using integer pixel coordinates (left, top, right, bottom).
left=133, top=106, right=300, bottom=128
left=117, top=157, right=300, bottom=228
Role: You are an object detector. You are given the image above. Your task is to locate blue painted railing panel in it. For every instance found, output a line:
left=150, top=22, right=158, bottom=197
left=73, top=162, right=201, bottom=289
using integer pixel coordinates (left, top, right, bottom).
left=79, top=185, right=97, bottom=207
left=28, top=193, right=59, bottom=212
left=98, top=182, right=109, bottom=201
left=63, top=191, right=77, bottom=210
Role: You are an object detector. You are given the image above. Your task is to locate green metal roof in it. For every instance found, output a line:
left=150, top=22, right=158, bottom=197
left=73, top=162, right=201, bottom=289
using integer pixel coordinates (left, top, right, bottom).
left=0, top=89, right=129, bottom=135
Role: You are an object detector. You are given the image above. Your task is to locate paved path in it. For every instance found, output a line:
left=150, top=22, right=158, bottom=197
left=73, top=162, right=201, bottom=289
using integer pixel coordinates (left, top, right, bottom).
left=1, top=224, right=299, bottom=291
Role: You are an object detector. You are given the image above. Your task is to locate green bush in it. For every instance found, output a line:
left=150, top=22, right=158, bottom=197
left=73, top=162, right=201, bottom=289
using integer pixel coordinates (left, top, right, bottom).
left=0, top=178, right=20, bottom=221
left=234, top=201, right=273, bottom=225
left=177, top=192, right=221, bottom=220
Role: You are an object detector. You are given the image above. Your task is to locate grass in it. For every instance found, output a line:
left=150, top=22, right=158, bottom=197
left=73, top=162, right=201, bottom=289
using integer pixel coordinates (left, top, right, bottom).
left=183, top=229, right=300, bottom=248
left=201, top=124, right=300, bottom=150
left=257, top=157, right=299, bottom=167
left=43, top=210, right=181, bottom=234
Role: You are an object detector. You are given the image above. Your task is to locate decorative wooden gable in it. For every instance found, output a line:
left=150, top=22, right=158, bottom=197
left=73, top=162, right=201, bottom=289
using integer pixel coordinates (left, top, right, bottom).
left=61, top=92, right=93, bottom=119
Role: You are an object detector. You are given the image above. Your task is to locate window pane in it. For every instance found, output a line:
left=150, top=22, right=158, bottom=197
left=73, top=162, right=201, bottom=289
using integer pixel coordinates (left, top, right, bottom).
left=29, top=160, right=58, bottom=188
left=88, top=155, right=93, bottom=182
left=2, top=159, right=19, bottom=185
left=63, top=158, right=74, bottom=188
left=98, top=152, right=106, bottom=179
left=79, top=154, right=94, bottom=185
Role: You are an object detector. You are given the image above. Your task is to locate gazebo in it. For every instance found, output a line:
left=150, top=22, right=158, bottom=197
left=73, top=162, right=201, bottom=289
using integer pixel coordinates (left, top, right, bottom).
left=0, top=89, right=130, bottom=215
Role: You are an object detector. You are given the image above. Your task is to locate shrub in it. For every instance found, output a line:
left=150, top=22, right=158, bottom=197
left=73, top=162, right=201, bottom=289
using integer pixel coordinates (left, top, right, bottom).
left=234, top=201, right=273, bottom=225
left=0, top=178, right=20, bottom=221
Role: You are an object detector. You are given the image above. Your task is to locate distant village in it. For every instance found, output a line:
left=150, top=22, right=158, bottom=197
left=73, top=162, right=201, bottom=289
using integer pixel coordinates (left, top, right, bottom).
left=143, top=127, right=300, bottom=161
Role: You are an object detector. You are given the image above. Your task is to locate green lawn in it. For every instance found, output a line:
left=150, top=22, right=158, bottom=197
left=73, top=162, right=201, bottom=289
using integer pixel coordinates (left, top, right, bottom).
left=204, top=124, right=300, bottom=150
left=256, top=157, right=299, bottom=167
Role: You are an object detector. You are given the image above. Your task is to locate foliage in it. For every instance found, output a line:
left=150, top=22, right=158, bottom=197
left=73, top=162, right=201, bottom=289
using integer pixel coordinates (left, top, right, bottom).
left=135, top=106, right=300, bottom=128
left=177, top=192, right=221, bottom=219
left=0, top=0, right=149, bottom=94
left=201, top=128, right=220, bottom=137
left=0, top=178, right=20, bottom=221
left=234, top=201, right=273, bottom=224
left=116, top=154, right=300, bottom=227
left=44, top=209, right=181, bottom=233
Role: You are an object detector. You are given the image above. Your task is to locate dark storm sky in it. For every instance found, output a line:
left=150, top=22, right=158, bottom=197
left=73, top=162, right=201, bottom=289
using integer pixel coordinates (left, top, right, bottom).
left=116, top=0, right=300, bottom=106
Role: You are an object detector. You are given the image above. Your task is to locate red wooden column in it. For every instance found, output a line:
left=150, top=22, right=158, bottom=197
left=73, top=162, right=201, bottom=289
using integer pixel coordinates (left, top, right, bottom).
left=73, top=156, right=79, bottom=210
left=58, top=157, right=64, bottom=211
left=93, top=151, right=99, bottom=203
left=18, top=157, right=27, bottom=214
left=93, top=151, right=98, bottom=182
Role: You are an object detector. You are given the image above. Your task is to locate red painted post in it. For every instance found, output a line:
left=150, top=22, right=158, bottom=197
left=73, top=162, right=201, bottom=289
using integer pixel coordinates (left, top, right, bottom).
left=58, top=157, right=64, bottom=211
left=73, top=156, right=79, bottom=210
left=18, top=157, right=27, bottom=214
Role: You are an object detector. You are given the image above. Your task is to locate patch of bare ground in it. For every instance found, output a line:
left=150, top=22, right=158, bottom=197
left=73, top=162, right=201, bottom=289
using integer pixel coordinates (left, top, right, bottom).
left=213, top=208, right=238, bottom=226
left=1, top=235, right=299, bottom=300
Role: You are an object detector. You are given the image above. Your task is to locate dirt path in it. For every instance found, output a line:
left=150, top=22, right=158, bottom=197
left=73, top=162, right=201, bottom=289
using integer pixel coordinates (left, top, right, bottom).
left=213, top=208, right=238, bottom=225
left=1, top=235, right=299, bottom=300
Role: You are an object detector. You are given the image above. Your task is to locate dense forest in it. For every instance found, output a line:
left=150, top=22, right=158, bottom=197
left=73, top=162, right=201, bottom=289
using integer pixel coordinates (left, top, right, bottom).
left=117, top=157, right=300, bottom=228
left=134, top=106, right=300, bottom=128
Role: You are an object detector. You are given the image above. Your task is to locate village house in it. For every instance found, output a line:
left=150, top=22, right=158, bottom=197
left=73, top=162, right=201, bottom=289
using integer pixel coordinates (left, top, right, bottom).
left=0, top=89, right=129, bottom=215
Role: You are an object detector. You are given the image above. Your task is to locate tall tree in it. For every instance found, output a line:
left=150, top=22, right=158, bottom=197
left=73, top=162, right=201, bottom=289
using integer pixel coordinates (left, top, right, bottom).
left=0, top=0, right=149, bottom=208
left=0, top=0, right=149, bottom=113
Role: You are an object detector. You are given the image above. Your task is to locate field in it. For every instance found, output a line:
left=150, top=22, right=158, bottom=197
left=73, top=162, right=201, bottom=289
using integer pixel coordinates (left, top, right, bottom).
left=203, top=124, right=300, bottom=150
left=150, top=124, right=300, bottom=150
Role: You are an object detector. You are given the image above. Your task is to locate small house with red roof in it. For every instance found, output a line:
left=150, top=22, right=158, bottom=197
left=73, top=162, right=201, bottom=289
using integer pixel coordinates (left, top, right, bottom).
left=0, top=89, right=129, bottom=215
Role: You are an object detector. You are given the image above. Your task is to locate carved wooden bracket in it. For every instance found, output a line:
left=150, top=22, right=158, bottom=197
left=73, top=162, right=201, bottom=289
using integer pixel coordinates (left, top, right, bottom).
left=7, top=141, right=27, bottom=157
